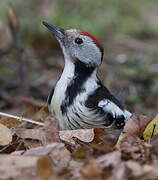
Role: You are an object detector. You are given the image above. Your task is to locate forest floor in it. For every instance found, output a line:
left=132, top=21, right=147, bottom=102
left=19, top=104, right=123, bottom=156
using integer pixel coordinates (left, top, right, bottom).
left=0, top=1, right=158, bottom=179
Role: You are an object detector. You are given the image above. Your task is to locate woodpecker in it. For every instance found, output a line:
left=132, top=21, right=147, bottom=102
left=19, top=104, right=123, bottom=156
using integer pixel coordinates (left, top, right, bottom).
left=43, top=22, right=132, bottom=130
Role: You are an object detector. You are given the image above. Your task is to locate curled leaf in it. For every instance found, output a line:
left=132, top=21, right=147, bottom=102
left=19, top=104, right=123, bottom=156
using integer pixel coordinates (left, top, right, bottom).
left=116, top=114, right=151, bottom=161
left=122, top=114, right=151, bottom=137
left=59, top=129, right=94, bottom=144
left=116, top=114, right=150, bottom=149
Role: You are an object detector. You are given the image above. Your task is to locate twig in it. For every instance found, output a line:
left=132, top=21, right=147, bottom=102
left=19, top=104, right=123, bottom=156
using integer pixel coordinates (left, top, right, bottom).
left=0, top=112, right=44, bottom=126
left=151, top=124, right=156, bottom=139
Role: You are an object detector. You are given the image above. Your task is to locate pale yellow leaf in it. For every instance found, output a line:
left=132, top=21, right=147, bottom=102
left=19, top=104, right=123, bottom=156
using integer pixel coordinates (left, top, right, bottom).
left=143, top=114, right=158, bottom=140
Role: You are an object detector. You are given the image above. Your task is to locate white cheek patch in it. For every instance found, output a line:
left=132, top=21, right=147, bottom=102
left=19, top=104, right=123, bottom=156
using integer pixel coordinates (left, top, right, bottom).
left=98, top=99, right=125, bottom=118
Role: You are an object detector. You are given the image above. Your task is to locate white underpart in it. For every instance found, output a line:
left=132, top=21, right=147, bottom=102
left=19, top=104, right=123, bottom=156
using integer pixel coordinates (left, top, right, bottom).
left=98, top=99, right=132, bottom=120
left=49, top=46, right=75, bottom=127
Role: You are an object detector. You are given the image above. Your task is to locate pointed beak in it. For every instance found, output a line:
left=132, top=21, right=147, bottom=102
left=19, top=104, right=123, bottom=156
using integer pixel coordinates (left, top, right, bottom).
left=42, top=21, right=65, bottom=40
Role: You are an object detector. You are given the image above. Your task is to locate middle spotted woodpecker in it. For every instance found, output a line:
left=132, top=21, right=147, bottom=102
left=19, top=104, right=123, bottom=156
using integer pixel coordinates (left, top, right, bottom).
left=43, top=22, right=132, bottom=130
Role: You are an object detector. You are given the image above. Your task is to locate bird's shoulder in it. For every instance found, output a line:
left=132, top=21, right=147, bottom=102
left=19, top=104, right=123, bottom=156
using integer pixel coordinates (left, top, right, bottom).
left=85, top=81, right=132, bottom=129
left=85, top=81, right=124, bottom=111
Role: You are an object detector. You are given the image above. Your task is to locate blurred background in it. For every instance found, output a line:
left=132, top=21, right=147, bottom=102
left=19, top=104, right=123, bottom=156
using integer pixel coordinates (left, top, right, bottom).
left=0, top=0, right=157, bottom=118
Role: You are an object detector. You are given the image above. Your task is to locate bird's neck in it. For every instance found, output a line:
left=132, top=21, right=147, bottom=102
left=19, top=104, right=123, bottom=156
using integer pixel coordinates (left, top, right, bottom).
left=64, top=57, right=98, bottom=80
left=61, top=45, right=97, bottom=80
left=58, top=58, right=97, bottom=110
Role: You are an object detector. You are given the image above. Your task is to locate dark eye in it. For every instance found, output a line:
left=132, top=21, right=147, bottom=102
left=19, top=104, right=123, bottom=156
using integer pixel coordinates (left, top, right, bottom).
left=75, top=38, right=83, bottom=44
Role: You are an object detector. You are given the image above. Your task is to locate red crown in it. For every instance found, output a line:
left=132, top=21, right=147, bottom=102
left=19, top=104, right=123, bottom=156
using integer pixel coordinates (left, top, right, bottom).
left=79, top=31, right=103, bottom=51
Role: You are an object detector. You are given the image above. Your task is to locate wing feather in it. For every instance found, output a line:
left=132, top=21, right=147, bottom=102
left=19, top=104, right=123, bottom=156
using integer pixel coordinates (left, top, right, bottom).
left=98, top=99, right=132, bottom=120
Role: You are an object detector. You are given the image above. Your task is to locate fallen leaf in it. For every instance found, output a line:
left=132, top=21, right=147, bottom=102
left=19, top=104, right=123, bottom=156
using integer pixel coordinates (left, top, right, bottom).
left=43, top=115, right=61, bottom=144
left=143, top=114, right=158, bottom=140
left=33, top=107, right=49, bottom=122
left=97, top=151, right=126, bottom=180
left=80, top=159, right=107, bottom=180
left=15, top=115, right=60, bottom=146
left=36, top=155, right=58, bottom=180
left=49, top=144, right=71, bottom=168
left=24, top=143, right=64, bottom=156
left=117, top=136, right=149, bottom=161
left=0, top=117, right=20, bottom=128
left=0, top=124, right=12, bottom=146
left=59, top=129, right=94, bottom=144
left=0, top=155, right=38, bottom=179
left=123, top=114, right=151, bottom=137
left=126, top=160, right=143, bottom=177
left=97, top=151, right=121, bottom=168
left=15, top=128, right=46, bottom=142
left=116, top=114, right=151, bottom=149
left=126, top=161, right=158, bottom=179
left=23, top=139, right=41, bottom=149
left=24, top=143, right=71, bottom=168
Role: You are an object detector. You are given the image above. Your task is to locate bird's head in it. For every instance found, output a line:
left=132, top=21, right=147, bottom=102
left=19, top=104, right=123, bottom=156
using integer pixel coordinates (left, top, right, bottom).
left=43, top=22, right=104, bottom=67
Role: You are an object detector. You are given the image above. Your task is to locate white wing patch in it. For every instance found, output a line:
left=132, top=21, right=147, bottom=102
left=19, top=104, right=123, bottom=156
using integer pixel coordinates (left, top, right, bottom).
left=98, top=99, right=132, bottom=120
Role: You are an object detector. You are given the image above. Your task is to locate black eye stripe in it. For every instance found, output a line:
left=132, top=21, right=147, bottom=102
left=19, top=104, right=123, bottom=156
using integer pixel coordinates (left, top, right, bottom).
left=75, top=38, right=83, bottom=44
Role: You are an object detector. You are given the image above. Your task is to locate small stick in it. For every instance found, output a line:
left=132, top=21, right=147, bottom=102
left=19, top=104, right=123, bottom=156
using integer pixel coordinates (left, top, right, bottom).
left=0, top=112, right=44, bottom=126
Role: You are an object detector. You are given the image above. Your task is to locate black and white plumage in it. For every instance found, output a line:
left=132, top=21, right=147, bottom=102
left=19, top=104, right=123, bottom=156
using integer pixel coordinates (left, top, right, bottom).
left=43, top=22, right=132, bottom=130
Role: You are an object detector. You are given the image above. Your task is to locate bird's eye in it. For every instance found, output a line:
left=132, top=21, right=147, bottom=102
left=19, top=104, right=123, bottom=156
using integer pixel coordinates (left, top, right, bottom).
left=75, top=38, right=83, bottom=45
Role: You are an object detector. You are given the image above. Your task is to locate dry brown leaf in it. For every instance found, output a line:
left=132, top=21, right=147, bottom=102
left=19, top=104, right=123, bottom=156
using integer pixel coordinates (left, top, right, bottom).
left=49, top=144, right=71, bottom=168
left=0, top=155, right=38, bottom=179
left=97, top=151, right=126, bottom=180
left=126, top=161, right=158, bottom=179
left=43, top=116, right=61, bottom=144
left=24, top=143, right=71, bottom=168
left=36, top=155, right=58, bottom=180
left=92, top=128, right=107, bottom=143
left=116, top=135, right=149, bottom=161
left=116, top=114, right=151, bottom=149
left=112, top=162, right=126, bottom=180
left=59, top=129, right=94, bottom=144
left=68, top=160, right=84, bottom=179
left=0, top=124, right=12, bottom=146
left=15, top=115, right=60, bottom=146
left=23, top=139, right=41, bottom=149
left=123, top=114, right=151, bottom=137
left=15, top=128, right=46, bottom=142
left=97, top=151, right=121, bottom=168
left=0, top=117, right=20, bottom=128
left=88, top=128, right=119, bottom=153
left=11, top=150, right=25, bottom=155
left=24, top=143, right=64, bottom=156
left=126, top=161, right=143, bottom=177
left=80, top=159, right=107, bottom=180
left=13, top=116, right=60, bottom=151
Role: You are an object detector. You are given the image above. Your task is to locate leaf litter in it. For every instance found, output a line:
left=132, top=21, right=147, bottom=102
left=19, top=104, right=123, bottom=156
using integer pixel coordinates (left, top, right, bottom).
left=0, top=99, right=158, bottom=180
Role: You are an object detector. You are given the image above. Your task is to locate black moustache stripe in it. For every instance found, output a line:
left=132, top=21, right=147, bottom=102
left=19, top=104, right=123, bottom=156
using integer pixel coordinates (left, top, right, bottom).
left=61, top=60, right=95, bottom=114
